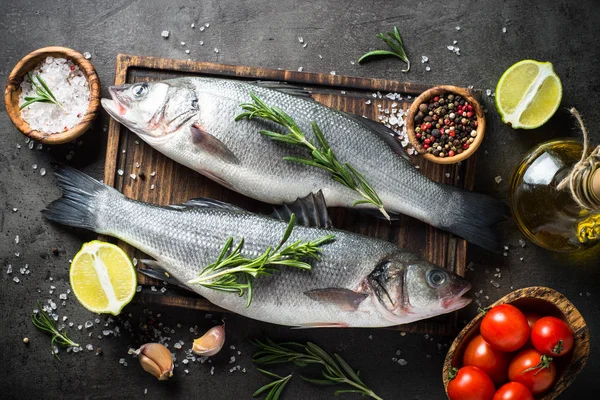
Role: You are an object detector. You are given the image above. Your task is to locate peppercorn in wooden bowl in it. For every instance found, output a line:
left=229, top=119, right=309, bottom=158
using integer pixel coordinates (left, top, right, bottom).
left=4, top=46, right=101, bottom=145
left=406, top=85, right=485, bottom=164
left=442, top=287, right=589, bottom=399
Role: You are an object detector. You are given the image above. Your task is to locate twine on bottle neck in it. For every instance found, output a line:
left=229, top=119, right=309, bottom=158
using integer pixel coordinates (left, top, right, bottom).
left=556, top=107, right=600, bottom=210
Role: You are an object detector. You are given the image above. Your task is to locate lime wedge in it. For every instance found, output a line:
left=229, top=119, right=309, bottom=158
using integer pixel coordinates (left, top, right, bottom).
left=495, top=60, right=562, bottom=129
left=70, top=241, right=137, bottom=315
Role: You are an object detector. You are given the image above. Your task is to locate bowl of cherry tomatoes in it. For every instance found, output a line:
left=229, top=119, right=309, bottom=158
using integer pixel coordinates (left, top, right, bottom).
left=443, top=287, right=589, bottom=400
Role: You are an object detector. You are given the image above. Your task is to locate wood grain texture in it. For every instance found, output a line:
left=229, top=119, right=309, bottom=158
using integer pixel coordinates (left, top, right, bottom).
left=103, top=54, right=482, bottom=335
left=4, top=46, right=101, bottom=144
left=443, top=287, right=590, bottom=399
left=406, top=85, right=486, bottom=165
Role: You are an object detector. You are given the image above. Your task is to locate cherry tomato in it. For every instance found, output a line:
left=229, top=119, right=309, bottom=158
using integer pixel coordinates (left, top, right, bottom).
left=523, top=312, right=541, bottom=346
left=524, top=313, right=541, bottom=330
left=448, top=366, right=495, bottom=400
left=481, top=304, right=530, bottom=352
left=531, top=316, right=574, bottom=357
left=463, top=335, right=511, bottom=384
left=508, top=348, right=556, bottom=394
left=493, top=382, right=534, bottom=400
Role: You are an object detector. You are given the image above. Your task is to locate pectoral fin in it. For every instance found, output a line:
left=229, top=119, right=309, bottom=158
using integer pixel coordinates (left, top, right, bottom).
left=304, top=288, right=368, bottom=311
left=190, top=123, right=239, bottom=165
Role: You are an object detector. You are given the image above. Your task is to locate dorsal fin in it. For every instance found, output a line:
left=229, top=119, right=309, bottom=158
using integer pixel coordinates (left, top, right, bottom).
left=271, top=191, right=332, bottom=228
left=252, top=81, right=314, bottom=99
left=341, top=111, right=411, bottom=161
left=168, top=197, right=247, bottom=212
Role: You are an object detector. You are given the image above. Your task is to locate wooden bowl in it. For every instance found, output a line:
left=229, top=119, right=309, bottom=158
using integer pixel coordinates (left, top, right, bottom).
left=406, top=85, right=485, bottom=164
left=443, top=287, right=589, bottom=399
left=4, top=46, right=101, bottom=144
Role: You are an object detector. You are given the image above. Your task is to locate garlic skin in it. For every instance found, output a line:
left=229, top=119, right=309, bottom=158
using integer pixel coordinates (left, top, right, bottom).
left=192, top=324, right=225, bottom=356
left=131, top=343, right=174, bottom=380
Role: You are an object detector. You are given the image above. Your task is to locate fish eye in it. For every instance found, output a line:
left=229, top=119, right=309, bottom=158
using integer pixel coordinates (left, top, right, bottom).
left=427, top=269, right=446, bottom=288
left=132, top=83, right=148, bottom=99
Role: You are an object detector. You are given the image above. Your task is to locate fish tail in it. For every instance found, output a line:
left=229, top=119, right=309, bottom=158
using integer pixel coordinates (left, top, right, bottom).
left=42, top=164, right=117, bottom=232
left=442, top=189, right=508, bottom=253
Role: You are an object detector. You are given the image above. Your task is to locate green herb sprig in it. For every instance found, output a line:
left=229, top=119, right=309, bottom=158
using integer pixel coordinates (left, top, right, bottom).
left=358, top=26, right=410, bottom=72
left=252, top=338, right=383, bottom=400
left=32, top=301, right=79, bottom=361
left=188, top=214, right=334, bottom=307
left=236, top=93, right=390, bottom=220
left=20, top=73, right=65, bottom=111
left=253, top=368, right=293, bottom=400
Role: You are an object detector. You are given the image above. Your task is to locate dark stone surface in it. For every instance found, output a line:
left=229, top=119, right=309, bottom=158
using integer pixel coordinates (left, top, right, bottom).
left=1, top=0, right=598, bottom=398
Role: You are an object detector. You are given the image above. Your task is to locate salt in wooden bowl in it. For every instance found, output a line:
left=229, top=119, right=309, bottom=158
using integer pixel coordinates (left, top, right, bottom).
left=442, top=287, right=589, bottom=399
left=4, top=46, right=101, bottom=145
left=406, top=85, right=485, bottom=165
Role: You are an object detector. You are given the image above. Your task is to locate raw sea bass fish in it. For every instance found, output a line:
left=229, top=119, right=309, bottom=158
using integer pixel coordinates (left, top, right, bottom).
left=101, top=77, right=504, bottom=251
left=43, top=166, right=471, bottom=328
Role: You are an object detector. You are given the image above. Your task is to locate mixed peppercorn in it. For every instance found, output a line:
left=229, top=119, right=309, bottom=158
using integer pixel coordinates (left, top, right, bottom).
left=413, top=92, right=478, bottom=158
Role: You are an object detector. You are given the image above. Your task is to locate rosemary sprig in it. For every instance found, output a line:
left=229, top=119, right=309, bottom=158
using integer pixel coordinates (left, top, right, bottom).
left=253, top=368, right=293, bottom=399
left=20, top=72, right=65, bottom=111
left=236, top=93, right=390, bottom=220
left=31, top=301, right=79, bottom=361
left=358, top=26, right=410, bottom=72
left=252, top=338, right=383, bottom=400
left=188, top=214, right=334, bottom=307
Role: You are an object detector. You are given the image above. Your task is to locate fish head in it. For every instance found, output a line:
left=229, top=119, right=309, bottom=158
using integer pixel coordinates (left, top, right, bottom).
left=101, top=81, right=198, bottom=145
left=366, top=255, right=471, bottom=322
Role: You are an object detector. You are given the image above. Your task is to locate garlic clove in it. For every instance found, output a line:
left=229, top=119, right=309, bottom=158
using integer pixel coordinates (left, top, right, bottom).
left=130, top=343, right=174, bottom=380
left=192, top=324, right=225, bottom=356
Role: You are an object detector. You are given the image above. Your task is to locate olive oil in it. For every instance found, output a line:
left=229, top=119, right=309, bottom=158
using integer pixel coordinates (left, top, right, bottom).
left=510, top=139, right=600, bottom=252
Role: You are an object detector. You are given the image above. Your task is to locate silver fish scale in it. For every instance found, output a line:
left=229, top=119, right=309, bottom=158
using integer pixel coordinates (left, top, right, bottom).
left=161, top=78, right=449, bottom=225
left=95, top=191, right=400, bottom=326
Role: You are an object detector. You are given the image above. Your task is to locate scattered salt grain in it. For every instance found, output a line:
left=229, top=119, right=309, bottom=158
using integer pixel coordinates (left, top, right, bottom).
left=86, top=344, right=94, bottom=351
left=330, top=71, right=336, bottom=75
left=455, top=26, right=461, bottom=30
left=185, top=49, right=190, bottom=54
left=298, top=37, right=304, bottom=43
left=495, top=176, right=503, bottom=184
left=486, top=89, right=493, bottom=97
left=59, top=293, right=67, bottom=300
left=130, top=174, right=136, bottom=180
left=161, top=30, right=170, bottom=38
left=398, top=359, right=408, bottom=366
left=421, top=56, right=429, bottom=63
left=191, top=23, right=195, bottom=28
left=40, top=168, right=46, bottom=176
left=83, top=52, right=92, bottom=60
left=502, top=27, right=507, bottom=33
left=150, top=184, right=155, bottom=190
left=425, top=66, right=431, bottom=72
left=13, top=208, right=18, bottom=212
left=200, top=26, right=205, bottom=32
left=180, top=42, right=186, bottom=46
left=297, top=67, right=303, bottom=72
left=137, top=285, right=142, bottom=293
left=7, top=265, right=12, bottom=274
left=490, top=280, right=500, bottom=288
left=214, top=48, right=219, bottom=53
left=13, top=277, right=20, bottom=283
left=117, top=169, right=124, bottom=176
left=15, top=235, right=19, bottom=244
left=519, top=239, right=527, bottom=248
left=85, top=321, right=93, bottom=329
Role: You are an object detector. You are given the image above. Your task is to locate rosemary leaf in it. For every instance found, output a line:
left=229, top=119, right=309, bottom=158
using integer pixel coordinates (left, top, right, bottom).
left=237, top=93, right=389, bottom=220
left=254, top=368, right=293, bottom=399
left=20, top=73, right=65, bottom=111
left=31, top=301, right=79, bottom=361
left=188, top=214, right=334, bottom=307
left=359, top=26, right=410, bottom=72
left=252, top=339, right=383, bottom=400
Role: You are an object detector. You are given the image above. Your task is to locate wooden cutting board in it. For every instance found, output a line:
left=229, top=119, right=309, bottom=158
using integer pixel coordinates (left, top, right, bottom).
left=103, top=54, right=480, bottom=335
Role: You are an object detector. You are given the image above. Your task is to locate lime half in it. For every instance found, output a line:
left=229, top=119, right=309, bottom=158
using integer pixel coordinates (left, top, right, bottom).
left=495, top=60, right=562, bottom=129
left=70, top=241, right=137, bottom=315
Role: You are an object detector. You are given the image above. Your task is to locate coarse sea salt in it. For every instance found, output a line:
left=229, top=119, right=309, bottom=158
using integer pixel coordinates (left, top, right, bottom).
left=19, top=57, right=90, bottom=134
